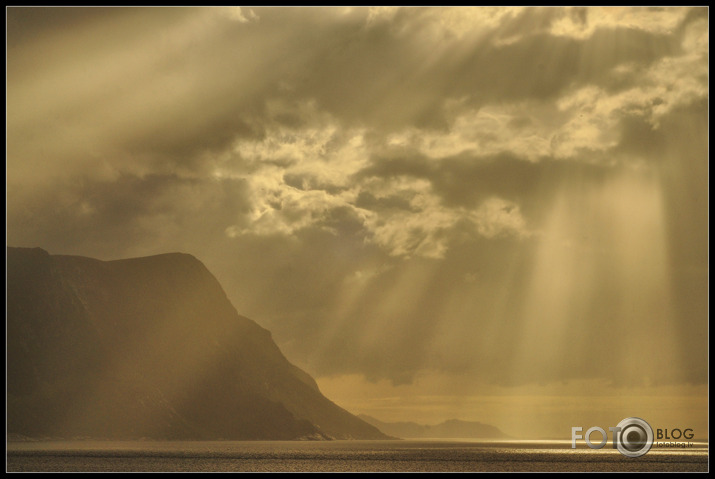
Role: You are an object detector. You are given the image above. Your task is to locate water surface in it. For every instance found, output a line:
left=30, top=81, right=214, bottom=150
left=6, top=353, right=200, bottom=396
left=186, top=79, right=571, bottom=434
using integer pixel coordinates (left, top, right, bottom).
left=7, top=439, right=709, bottom=472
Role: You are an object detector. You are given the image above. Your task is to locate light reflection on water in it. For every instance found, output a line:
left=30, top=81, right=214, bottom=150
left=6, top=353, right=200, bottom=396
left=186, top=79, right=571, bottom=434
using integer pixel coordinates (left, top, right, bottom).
left=7, top=439, right=709, bottom=472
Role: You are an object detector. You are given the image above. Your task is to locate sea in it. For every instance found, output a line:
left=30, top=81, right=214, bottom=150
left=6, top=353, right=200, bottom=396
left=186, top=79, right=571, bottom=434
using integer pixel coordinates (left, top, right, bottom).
left=6, top=439, right=709, bottom=472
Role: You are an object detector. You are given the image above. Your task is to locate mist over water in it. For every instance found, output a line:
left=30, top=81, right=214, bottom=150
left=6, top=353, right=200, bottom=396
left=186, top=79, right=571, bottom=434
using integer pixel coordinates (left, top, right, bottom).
left=7, top=440, right=708, bottom=472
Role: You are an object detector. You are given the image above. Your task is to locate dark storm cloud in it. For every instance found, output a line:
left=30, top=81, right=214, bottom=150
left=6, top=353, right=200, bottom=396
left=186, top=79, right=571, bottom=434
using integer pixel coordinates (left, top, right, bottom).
left=7, top=173, right=251, bottom=261
left=354, top=191, right=419, bottom=213
left=5, top=7, right=168, bottom=48
left=355, top=149, right=612, bottom=217
left=123, top=109, right=266, bottom=166
left=7, top=6, right=688, bottom=180
left=678, top=5, right=709, bottom=29
left=283, top=172, right=347, bottom=195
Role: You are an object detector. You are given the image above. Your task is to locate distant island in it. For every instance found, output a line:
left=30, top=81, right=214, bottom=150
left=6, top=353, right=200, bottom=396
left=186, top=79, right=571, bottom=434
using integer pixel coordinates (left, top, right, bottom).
left=7, top=247, right=390, bottom=441
left=359, top=414, right=508, bottom=440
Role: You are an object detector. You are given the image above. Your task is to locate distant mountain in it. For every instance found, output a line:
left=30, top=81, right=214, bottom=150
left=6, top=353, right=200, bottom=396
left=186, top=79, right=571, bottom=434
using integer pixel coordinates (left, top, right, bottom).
left=7, top=247, right=389, bottom=441
left=358, top=414, right=508, bottom=439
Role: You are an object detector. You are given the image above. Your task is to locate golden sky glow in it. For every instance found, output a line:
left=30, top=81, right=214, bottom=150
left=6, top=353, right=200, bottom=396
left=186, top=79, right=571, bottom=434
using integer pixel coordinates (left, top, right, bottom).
left=7, top=7, right=708, bottom=438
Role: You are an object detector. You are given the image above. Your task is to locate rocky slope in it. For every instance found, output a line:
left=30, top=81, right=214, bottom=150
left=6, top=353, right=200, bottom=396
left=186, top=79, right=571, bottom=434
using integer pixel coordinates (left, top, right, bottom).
left=7, top=247, right=388, bottom=440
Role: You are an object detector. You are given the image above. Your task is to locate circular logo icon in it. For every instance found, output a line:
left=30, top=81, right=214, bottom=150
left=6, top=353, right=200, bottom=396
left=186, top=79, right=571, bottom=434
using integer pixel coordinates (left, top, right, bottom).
left=615, top=417, right=653, bottom=458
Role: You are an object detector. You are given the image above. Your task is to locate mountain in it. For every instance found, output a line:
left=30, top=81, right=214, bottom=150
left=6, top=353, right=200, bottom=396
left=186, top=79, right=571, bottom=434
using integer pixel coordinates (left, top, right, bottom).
left=6, top=246, right=389, bottom=440
left=358, top=414, right=508, bottom=439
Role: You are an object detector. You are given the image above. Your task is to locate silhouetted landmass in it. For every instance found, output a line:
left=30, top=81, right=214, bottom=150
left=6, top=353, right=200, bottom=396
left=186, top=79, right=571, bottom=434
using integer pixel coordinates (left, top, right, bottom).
left=358, top=414, right=508, bottom=439
left=7, top=247, right=389, bottom=441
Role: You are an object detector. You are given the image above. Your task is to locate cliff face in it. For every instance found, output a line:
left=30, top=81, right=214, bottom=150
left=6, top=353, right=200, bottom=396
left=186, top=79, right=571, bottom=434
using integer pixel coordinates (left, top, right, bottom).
left=7, top=247, right=388, bottom=440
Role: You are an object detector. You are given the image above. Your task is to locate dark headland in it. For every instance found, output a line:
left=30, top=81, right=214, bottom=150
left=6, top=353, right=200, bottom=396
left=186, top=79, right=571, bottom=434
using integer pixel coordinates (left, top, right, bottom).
left=6, top=247, right=389, bottom=441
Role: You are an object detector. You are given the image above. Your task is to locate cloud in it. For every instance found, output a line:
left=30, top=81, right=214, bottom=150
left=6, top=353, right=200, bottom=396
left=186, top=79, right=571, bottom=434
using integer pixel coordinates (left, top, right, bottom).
left=219, top=7, right=259, bottom=24
left=7, top=173, right=252, bottom=261
left=471, top=198, right=529, bottom=239
left=354, top=191, right=419, bottom=212
left=6, top=7, right=708, bottom=391
left=549, top=6, right=690, bottom=39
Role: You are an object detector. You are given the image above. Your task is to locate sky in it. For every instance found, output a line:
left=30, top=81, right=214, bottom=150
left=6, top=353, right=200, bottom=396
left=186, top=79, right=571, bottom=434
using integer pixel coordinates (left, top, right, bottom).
left=6, top=6, right=708, bottom=439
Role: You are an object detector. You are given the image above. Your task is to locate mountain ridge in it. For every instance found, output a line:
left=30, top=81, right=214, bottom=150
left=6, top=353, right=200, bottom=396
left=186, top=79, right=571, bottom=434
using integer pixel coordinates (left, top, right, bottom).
left=358, top=414, right=508, bottom=440
left=7, top=246, right=389, bottom=441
